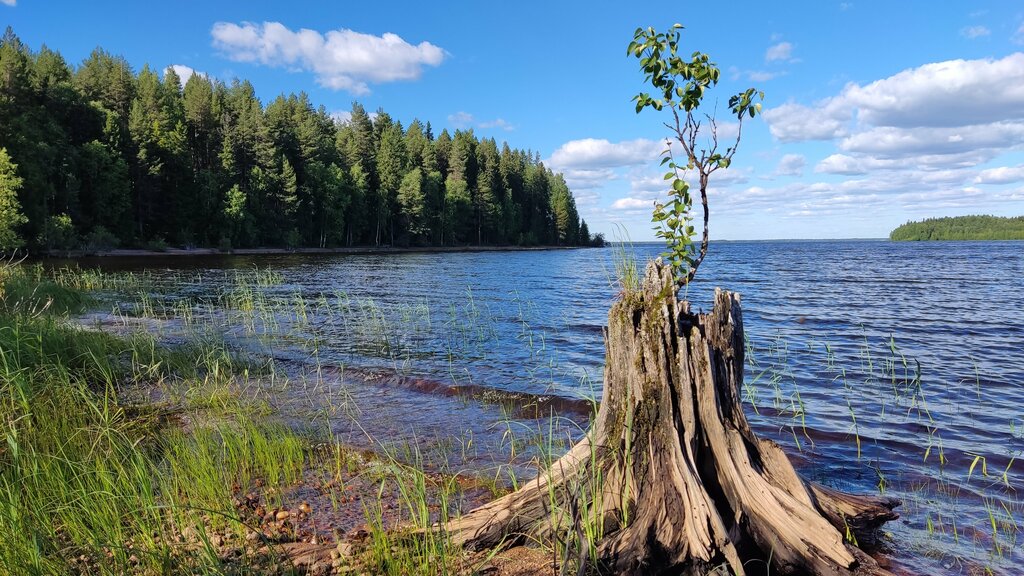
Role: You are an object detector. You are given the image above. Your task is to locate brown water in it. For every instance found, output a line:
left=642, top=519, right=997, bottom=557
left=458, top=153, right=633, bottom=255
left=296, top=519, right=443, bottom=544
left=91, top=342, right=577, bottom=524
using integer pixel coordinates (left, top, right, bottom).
left=65, top=240, right=1024, bottom=574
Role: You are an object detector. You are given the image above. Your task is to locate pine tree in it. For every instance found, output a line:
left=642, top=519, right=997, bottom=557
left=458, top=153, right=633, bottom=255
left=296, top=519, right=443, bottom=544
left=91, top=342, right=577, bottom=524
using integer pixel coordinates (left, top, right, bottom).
left=443, top=175, right=471, bottom=245
left=375, top=122, right=407, bottom=245
left=0, top=147, right=27, bottom=251
left=397, top=167, right=428, bottom=244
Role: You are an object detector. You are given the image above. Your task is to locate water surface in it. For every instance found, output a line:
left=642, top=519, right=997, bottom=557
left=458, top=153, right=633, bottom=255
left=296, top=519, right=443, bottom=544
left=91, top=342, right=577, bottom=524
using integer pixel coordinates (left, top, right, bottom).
left=68, top=240, right=1024, bottom=574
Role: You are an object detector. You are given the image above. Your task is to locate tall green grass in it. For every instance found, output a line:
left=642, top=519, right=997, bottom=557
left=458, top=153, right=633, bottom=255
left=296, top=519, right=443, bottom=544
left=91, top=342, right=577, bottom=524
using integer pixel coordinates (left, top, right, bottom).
left=0, top=264, right=310, bottom=575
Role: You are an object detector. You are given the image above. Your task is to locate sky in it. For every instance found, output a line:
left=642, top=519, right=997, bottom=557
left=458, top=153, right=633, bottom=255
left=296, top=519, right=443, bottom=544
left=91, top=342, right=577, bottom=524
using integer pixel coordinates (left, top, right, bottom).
left=4, top=1, right=1024, bottom=240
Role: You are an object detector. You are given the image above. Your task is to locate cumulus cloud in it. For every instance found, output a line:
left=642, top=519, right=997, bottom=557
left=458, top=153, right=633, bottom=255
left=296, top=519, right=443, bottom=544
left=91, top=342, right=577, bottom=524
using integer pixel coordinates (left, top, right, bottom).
left=211, top=21, right=444, bottom=95
left=330, top=110, right=353, bottom=124
left=766, top=53, right=1024, bottom=142
left=765, top=42, right=794, bottom=63
left=545, top=139, right=663, bottom=191
left=766, top=50, right=1024, bottom=201
left=838, top=122, right=1024, bottom=158
left=775, top=154, right=806, bottom=176
left=841, top=54, right=1024, bottom=128
left=560, top=168, right=617, bottom=190
left=630, top=175, right=669, bottom=198
left=547, top=138, right=662, bottom=170
left=611, top=197, right=654, bottom=210
left=762, top=101, right=851, bottom=141
left=165, top=64, right=201, bottom=87
left=975, top=165, right=1024, bottom=184
left=961, top=25, right=990, bottom=39
left=815, top=154, right=866, bottom=175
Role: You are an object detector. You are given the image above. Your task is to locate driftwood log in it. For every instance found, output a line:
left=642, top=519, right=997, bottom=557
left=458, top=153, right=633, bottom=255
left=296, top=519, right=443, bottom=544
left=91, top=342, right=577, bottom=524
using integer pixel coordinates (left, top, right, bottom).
left=447, top=260, right=898, bottom=575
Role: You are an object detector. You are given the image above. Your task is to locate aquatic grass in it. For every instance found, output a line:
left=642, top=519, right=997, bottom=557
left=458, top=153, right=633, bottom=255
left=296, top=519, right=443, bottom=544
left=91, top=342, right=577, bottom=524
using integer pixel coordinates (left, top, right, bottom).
left=0, top=268, right=321, bottom=574
left=606, top=224, right=641, bottom=296
left=741, top=331, right=1024, bottom=574
left=360, top=442, right=467, bottom=576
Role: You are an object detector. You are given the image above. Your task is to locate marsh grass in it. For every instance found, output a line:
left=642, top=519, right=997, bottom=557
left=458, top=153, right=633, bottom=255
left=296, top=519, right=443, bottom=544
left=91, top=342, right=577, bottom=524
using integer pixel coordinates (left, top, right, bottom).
left=741, top=330, right=1023, bottom=575
left=0, top=264, right=317, bottom=575
left=360, top=443, right=467, bottom=576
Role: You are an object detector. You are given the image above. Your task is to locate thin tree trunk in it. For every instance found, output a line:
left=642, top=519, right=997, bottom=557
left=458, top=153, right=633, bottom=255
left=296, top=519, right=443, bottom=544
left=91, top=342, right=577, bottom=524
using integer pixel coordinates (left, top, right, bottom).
left=447, top=259, right=898, bottom=575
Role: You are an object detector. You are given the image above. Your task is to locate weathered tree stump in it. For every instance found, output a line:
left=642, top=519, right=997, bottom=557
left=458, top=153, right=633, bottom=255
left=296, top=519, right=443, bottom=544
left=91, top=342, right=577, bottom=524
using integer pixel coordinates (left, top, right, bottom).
left=447, top=260, right=898, bottom=575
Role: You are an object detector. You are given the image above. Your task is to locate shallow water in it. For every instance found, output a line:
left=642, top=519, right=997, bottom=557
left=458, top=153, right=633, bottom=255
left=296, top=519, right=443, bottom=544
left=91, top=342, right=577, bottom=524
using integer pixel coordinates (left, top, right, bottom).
left=65, top=240, right=1024, bottom=574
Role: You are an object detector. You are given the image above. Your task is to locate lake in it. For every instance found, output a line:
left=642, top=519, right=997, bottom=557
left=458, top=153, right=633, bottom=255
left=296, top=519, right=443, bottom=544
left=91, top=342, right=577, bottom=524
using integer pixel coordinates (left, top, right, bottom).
left=65, top=240, right=1024, bottom=575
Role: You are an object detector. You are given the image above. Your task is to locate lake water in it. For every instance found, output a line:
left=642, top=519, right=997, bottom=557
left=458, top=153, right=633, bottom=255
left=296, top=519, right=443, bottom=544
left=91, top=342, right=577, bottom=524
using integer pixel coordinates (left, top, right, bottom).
left=67, top=240, right=1024, bottom=574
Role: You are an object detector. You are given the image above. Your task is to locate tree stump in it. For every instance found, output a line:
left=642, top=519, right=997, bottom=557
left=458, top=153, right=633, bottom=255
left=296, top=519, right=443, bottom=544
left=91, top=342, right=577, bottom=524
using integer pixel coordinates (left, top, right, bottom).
left=447, top=260, right=898, bottom=575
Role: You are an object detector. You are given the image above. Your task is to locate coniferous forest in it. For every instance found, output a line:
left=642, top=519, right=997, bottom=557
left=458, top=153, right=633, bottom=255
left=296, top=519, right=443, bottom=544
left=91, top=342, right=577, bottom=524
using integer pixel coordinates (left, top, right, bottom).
left=889, top=214, right=1024, bottom=241
left=0, top=28, right=601, bottom=253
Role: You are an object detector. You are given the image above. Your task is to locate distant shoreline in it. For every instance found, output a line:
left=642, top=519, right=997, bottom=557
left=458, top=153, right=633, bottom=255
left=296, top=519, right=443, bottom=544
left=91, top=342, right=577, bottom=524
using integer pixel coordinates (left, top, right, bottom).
left=38, top=244, right=594, bottom=260
left=890, top=215, right=1024, bottom=241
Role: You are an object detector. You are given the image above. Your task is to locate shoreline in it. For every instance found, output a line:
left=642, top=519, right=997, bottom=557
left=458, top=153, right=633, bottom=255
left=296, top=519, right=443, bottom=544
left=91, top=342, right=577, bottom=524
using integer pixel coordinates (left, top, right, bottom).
left=38, top=244, right=596, bottom=260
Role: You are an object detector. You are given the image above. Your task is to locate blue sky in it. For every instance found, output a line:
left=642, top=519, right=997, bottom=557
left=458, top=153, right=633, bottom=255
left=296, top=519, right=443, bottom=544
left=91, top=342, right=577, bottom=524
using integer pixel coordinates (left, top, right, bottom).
left=4, top=1, right=1024, bottom=240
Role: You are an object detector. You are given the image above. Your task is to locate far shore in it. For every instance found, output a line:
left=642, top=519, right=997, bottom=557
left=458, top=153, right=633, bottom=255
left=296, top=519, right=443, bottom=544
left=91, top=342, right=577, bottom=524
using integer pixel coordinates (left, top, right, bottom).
left=37, top=244, right=597, bottom=260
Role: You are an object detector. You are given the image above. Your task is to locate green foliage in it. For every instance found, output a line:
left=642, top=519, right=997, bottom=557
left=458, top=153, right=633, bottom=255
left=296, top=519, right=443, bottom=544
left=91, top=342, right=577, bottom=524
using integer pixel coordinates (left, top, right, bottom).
left=890, top=215, right=1024, bottom=241
left=629, top=24, right=762, bottom=284
left=37, top=213, right=77, bottom=252
left=0, top=147, right=26, bottom=252
left=0, top=28, right=598, bottom=252
left=0, top=265, right=311, bottom=574
left=82, top=226, right=120, bottom=254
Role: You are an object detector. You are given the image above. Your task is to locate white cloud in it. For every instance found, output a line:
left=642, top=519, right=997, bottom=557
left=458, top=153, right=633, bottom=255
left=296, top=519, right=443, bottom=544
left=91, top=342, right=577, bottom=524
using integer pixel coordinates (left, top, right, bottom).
left=630, top=175, right=668, bottom=198
left=1, top=0, right=15, bottom=6
left=560, top=168, right=616, bottom=190
left=330, top=110, right=352, bottom=124
left=960, top=25, right=991, bottom=39
left=765, top=42, right=794, bottom=63
left=448, top=112, right=514, bottom=131
left=748, top=70, right=784, bottom=82
left=841, top=54, right=1024, bottom=128
left=762, top=100, right=850, bottom=141
left=765, top=53, right=1024, bottom=143
left=211, top=21, right=444, bottom=95
left=731, top=66, right=784, bottom=82
left=478, top=118, right=515, bottom=131
left=975, top=165, right=1024, bottom=184
left=838, top=121, right=1024, bottom=158
left=448, top=111, right=474, bottom=128
left=572, top=190, right=601, bottom=207
left=165, top=64, right=201, bottom=87
left=775, top=154, right=806, bottom=176
left=839, top=2, right=853, bottom=10
left=611, top=197, right=654, bottom=211
left=1015, top=24, right=1024, bottom=45
left=547, top=138, right=662, bottom=170
left=815, top=154, right=866, bottom=175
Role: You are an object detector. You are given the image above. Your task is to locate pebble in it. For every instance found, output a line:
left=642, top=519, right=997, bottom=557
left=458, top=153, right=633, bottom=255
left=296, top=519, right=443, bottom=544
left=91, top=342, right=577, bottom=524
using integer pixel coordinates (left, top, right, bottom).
left=275, top=509, right=291, bottom=521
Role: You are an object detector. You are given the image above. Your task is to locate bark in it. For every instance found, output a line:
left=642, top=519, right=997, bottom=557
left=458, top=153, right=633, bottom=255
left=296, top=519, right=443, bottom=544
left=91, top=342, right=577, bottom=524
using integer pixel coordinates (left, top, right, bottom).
left=447, top=260, right=898, bottom=575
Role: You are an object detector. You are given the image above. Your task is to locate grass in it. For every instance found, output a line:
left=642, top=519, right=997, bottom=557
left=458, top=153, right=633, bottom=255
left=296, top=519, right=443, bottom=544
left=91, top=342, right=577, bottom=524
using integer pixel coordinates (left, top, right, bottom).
left=0, top=263, right=316, bottom=574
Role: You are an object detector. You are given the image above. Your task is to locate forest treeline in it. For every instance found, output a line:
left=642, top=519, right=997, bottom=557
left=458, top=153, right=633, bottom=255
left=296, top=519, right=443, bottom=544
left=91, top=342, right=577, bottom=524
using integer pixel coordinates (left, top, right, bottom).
left=0, top=28, right=602, bottom=253
left=889, top=215, right=1024, bottom=241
